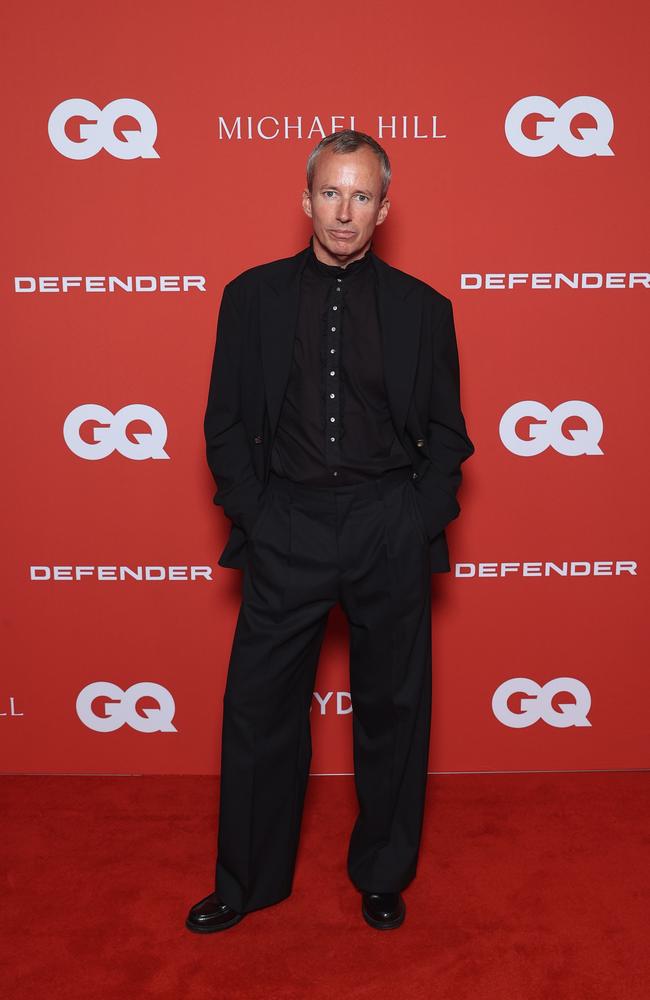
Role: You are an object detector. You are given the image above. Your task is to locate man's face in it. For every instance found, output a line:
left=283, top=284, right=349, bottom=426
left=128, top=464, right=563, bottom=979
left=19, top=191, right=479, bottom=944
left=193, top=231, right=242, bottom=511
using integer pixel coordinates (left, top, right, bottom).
left=302, top=146, right=390, bottom=266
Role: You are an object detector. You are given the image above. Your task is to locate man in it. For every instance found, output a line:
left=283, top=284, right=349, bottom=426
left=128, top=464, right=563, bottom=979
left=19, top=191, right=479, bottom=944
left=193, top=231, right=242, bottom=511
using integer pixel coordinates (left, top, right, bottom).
left=186, top=130, right=474, bottom=933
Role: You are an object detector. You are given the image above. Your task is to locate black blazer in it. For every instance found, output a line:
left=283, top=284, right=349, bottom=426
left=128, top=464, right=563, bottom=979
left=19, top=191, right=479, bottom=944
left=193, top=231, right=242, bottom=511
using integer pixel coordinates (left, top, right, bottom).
left=204, top=243, right=474, bottom=573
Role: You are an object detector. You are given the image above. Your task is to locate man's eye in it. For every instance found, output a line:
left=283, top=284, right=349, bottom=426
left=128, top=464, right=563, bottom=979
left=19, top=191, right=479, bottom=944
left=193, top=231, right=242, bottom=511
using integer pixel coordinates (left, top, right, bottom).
left=357, top=194, right=368, bottom=202
left=324, top=191, right=335, bottom=198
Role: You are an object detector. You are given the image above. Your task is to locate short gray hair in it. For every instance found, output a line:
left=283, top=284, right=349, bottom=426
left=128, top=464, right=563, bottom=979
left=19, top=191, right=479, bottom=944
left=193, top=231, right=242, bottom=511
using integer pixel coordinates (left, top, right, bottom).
left=306, top=130, right=391, bottom=201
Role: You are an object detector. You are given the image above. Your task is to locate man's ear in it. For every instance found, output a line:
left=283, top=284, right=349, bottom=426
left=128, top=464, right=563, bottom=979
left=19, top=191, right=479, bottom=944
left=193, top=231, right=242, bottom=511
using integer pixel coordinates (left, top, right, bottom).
left=376, top=198, right=390, bottom=226
left=301, top=188, right=313, bottom=218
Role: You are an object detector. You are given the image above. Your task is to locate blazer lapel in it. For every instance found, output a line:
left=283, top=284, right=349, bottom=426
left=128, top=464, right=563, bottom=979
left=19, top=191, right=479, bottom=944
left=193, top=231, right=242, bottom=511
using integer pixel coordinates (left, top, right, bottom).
left=259, top=247, right=310, bottom=438
left=259, top=244, right=422, bottom=442
left=371, top=253, right=422, bottom=435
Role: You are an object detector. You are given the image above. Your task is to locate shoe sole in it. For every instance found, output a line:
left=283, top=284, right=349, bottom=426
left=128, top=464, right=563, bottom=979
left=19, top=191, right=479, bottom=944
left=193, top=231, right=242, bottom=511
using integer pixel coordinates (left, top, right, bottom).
left=185, top=912, right=245, bottom=934
left=361, top=902, right=406, bottom=930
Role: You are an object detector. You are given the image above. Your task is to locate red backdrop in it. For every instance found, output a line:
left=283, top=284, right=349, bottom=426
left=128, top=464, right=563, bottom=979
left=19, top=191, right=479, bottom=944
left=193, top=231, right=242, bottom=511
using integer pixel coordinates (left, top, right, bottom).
left=3, top=0, right=648, bottom=774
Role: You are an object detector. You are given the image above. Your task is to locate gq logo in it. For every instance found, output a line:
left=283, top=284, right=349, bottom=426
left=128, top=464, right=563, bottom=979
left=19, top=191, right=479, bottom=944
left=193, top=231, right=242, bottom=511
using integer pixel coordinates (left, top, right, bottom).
left=76, top=682, right=177, bottom=733
left=492, top=678, right=592, bottom=729
left=505, top=96, right=614, bottom=157
left=48, top=98, right=159, bottom=160
left=63, top=404, right=170, bottom=460
left=499, top=400, right=603, bottom=457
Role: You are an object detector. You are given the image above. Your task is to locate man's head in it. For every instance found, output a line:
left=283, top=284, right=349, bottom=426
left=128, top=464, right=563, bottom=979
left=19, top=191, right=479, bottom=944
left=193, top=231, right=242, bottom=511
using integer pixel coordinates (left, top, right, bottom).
left=302, top=130, right=391, bottom=267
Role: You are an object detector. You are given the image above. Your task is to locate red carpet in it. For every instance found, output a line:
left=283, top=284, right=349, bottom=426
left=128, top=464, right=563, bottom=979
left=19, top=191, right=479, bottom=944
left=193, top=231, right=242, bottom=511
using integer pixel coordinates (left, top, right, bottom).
left=1, top=772, right=648, bottom=999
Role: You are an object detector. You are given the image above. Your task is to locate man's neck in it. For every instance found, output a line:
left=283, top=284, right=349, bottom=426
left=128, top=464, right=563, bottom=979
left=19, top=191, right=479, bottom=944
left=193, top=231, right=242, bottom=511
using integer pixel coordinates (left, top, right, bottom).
left=311, top=234, right=372, bottom=268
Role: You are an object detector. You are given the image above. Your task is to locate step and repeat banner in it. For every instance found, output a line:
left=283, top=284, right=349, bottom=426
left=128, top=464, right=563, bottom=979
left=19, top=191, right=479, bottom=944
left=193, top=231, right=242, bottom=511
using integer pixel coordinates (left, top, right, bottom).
left=3, top=1, right=648, bottom=774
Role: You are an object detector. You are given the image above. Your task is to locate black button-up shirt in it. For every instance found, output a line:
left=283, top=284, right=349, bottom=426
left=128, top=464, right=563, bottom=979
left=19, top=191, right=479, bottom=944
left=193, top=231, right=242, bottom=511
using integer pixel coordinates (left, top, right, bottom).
left=269, top=236, right=412, bottom=485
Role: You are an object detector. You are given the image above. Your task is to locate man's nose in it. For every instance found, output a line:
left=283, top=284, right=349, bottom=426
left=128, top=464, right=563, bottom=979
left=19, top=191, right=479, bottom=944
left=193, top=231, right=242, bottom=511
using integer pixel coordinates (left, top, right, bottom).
left=337, top=198, right=352, bottom=221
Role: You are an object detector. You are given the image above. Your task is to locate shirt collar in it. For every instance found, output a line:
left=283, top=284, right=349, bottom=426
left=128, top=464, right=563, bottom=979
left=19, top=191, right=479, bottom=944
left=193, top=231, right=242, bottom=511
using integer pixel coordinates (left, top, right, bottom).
left=305, top=234, right=374, bottom=280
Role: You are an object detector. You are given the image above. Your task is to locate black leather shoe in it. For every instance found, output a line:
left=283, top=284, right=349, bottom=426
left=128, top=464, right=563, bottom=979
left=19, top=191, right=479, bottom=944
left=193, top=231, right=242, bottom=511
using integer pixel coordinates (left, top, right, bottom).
left=185, top=891, right=244, bottom=933
left=361, top=891, right=406, bottom=930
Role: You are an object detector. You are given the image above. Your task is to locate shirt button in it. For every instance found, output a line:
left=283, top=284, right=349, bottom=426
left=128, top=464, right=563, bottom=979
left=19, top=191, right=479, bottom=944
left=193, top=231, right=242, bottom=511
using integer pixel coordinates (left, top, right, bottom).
left=330, top=393, right=335, bottom=398
left=337, top=278, right=342, bottom=282
left=336, top=288, right=341, bottom=293
left=330, top=370, right=335, bottom=376
left=330, top=436, right=336, bottom=441
left=330, top=348, right=335, bottom=354
left=331, top=327, right=336, bottom=332
left=330, top=416, right=335, bottom=422
left=416, top=438, right=425, bottom=447
left=332, top=305, right=338, bottom=310
left=332, top=470, right=338, bottom=476
left=412, top=471, right=418, bottom=479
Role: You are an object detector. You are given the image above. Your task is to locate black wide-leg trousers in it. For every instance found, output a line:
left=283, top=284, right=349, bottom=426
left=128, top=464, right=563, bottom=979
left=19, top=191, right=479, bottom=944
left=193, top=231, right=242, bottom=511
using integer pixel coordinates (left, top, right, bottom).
left=214, top=466, right=433, bottom=914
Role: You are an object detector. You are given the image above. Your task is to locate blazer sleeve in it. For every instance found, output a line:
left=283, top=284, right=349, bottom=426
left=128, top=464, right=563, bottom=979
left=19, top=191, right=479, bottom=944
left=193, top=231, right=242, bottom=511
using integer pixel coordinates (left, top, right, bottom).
left=203, top=282, right=264, bottom=533
left=413, top=295, right=475, bottom=540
